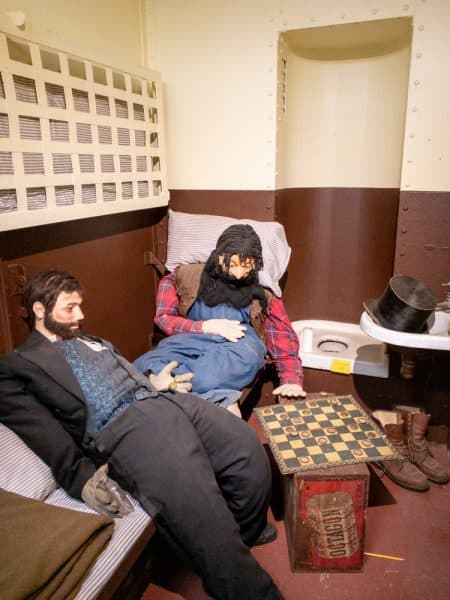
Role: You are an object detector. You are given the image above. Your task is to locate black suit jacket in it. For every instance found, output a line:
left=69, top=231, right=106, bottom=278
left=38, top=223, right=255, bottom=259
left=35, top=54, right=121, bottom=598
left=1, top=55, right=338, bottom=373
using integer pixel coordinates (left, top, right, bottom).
left=0, top=330, right=144, bottom=498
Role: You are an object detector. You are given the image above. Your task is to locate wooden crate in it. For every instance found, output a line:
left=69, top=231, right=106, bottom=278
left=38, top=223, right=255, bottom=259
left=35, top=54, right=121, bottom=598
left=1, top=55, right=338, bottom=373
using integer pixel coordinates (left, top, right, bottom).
left=284, top=463, right=369, bottom=572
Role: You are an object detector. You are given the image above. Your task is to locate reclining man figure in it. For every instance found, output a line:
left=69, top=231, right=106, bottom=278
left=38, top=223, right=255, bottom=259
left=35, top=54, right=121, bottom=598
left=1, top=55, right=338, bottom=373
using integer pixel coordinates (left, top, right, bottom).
left=0, top=270, right=283, bottom=600
left=134, top=224, right=306, bottom=412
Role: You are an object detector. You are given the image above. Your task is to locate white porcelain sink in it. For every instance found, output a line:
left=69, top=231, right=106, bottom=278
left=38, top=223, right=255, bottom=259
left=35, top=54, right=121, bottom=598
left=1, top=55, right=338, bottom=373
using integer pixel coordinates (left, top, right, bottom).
left=360, top=310, right=450, bottom=351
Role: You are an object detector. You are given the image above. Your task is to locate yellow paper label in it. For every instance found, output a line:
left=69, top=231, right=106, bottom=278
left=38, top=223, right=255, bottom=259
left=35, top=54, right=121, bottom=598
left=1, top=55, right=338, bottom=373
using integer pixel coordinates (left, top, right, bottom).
left=331, top=359, right=352, bottom=375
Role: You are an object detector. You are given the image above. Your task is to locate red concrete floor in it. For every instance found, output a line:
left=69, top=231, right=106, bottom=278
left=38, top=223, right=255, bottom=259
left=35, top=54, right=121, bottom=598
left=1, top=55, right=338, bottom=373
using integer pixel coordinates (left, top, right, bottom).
left=142, top=444, right=449, bottom=600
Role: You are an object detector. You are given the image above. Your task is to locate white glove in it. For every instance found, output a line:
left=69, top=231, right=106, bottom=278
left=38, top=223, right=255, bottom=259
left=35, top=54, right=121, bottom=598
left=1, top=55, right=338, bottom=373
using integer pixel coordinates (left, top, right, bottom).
left=82, top=464, right=134, bottom=518
left=202, top=319, right=246, bottom=342
left=273, top=383, right=307, bottom=398
left=149, top=361, right=194, bottom=393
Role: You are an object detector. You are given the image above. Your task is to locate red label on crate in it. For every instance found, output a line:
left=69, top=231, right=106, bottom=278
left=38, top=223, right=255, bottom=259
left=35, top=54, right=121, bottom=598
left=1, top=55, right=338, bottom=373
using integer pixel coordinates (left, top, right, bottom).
left=298, top=478, right=366, bottom=569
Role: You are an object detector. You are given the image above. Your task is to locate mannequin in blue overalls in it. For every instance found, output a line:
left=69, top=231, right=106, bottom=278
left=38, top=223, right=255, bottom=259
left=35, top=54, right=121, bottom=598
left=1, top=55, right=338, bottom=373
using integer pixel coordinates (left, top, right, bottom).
left=134, top=225, right=269, bottom=408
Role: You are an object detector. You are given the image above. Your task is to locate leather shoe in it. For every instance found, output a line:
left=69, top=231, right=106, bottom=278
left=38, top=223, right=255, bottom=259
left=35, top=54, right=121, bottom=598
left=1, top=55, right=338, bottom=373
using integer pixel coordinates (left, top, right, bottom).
left=254, top=523, right=277, bottom=546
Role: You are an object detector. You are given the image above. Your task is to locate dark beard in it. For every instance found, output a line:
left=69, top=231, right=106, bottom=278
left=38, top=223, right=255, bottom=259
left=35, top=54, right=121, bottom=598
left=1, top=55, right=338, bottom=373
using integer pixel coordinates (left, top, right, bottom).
left=197, top=254, right=267, bottom=310
left=44, top=313, right=81, bottom=339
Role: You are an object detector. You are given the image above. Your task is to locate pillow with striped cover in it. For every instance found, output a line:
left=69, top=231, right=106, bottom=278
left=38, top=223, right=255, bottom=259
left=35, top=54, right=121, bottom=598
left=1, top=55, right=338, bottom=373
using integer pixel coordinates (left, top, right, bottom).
left=0, top=423, right=58, bottom=501
left=165, top=209, right=291, bottom=297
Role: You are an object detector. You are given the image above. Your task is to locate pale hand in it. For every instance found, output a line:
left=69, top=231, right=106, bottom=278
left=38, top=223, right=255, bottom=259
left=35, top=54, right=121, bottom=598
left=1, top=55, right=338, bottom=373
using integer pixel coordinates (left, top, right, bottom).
left=202, top=319, right=246, bottom=342
left=81, top=464, right=134, bottom=518
left=149, top=360, right=193, bottom=393
left=273, top=383, right=307, bottom=398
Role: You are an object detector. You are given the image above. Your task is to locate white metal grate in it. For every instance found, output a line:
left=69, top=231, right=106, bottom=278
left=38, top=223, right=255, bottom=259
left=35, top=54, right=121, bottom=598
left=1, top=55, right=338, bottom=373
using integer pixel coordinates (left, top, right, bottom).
left=0, top=152, right=14, bottom=175
left=0, top=113, right=9, bottom=136
left=82, top=184, right=96, bottom=204
left=45, top=83, right=66, bottom=109
left=79, top=154, right=95, bottom=173
left=0, top=29, right=167, bottom=230
left=23, top=153, right=45, bottom=174
left=27, top=187, right=47, bottom=210
left=14, top=75, right=37, bottom=103
left=49, top=120, right=69, bottom=142
left=19, top=116, right=42, bottom=139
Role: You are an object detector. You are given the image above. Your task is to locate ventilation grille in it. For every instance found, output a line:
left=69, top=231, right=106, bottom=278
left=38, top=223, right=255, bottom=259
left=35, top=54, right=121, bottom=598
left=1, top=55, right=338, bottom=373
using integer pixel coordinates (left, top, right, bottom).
left=0, top=31, right=166, bottom=226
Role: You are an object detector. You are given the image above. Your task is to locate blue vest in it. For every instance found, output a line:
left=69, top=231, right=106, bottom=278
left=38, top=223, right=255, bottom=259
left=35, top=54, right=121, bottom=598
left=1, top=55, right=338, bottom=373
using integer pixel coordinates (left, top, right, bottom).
left=55, top=338, right=153, bottom=435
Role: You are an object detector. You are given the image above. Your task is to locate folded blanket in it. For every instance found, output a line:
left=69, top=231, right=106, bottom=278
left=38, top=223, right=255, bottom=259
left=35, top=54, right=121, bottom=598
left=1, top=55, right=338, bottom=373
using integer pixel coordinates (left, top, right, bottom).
left=0, top=488, right=114, bottom=600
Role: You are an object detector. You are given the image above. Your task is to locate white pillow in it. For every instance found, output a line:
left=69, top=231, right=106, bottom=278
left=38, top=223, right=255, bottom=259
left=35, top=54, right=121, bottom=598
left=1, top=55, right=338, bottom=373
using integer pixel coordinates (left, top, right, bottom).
left=166, top=209, right=291, bottom=297
left=0, top=423, right=58, bottom=501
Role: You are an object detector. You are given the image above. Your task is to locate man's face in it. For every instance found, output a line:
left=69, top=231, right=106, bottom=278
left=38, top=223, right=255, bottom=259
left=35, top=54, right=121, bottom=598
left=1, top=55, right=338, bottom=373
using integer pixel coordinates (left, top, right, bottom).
left=218, top=254, right=256, bottom=281
left=43, top=291, right=84, bottom=339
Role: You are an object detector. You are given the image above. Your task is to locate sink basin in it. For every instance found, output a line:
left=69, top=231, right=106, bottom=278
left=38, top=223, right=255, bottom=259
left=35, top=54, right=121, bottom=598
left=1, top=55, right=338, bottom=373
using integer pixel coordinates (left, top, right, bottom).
left=360, top=310, right=450, bottom=351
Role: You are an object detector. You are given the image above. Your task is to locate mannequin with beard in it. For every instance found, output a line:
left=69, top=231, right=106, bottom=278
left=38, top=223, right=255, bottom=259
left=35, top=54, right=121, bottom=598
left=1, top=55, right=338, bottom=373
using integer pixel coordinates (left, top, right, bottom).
left=0, top=270, right=284, bottom=599
left=134, top=224, right=305, bottom=413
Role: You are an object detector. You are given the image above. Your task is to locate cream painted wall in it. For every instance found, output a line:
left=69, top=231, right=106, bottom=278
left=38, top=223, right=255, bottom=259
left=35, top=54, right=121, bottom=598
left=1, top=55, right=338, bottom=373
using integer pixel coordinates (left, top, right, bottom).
left=148, top=0, right=450, bottom=192
left=277, top=21, right=412, bottom=188
left=0, top=0, right=146, bottom=70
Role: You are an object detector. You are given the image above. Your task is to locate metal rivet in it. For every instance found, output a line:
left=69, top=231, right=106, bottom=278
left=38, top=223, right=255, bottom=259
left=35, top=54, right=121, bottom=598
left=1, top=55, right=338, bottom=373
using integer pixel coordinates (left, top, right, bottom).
left=414, top=80, right=420, bottom=86
left=401, top=228, right=407, bottom=233
left=405, top=183, right=410, bottom=188
left=400, top=251, right=405, bottom=256
left=409, top=133, right=415, bottom=138
left=407, top=159, right=413, bottom=164
left=416, top=52, right=422, bottom=59
left=403, top=206, right=409, bottom=211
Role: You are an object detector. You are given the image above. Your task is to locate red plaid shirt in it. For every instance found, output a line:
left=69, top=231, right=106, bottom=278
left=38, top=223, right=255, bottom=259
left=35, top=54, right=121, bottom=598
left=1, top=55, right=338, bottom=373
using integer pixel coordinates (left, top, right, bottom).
left=154, top=272, right=303, bottom=385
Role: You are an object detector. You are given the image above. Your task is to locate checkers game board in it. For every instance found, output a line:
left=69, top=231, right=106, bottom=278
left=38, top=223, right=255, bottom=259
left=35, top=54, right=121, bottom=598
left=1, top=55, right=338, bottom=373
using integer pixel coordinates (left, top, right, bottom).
left=254, top=394, right=399, bottom=474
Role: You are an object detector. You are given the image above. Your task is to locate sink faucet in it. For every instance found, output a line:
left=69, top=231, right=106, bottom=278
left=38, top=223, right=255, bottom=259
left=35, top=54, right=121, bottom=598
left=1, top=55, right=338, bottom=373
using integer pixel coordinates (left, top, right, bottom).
left=435, top=282, right=450, bottom=312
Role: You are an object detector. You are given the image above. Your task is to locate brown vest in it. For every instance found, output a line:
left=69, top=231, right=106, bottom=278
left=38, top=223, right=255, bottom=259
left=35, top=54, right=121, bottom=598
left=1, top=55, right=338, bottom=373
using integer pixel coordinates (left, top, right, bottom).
left=174, top=263, right=273, bottom=342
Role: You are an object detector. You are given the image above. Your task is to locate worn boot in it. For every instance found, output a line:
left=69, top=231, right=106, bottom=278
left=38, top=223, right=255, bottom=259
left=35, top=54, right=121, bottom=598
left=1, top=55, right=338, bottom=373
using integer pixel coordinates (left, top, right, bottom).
left=376, top=419, right=429, bottom=492
left=403, top=412, right=449, bottom=484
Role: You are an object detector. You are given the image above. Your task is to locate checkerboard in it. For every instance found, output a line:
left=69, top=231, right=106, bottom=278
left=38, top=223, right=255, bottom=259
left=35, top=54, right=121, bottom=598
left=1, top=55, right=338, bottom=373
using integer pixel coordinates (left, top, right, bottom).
left=254, top=395, right=399, bottom=474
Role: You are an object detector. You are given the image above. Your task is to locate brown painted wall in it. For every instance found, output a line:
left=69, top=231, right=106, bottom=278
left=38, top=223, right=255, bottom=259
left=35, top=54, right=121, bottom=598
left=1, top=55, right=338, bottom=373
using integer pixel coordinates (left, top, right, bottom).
left=2, top=188, right=447, bottom=351
left=0, top=188, right=448, bottom=424
left=395, top=190, right=450, bottom=302
left=276, top=188, right=400, bottom=322
left=0, top=208, right=166, bottom=360
left=169, top=190, right=276, bottom=220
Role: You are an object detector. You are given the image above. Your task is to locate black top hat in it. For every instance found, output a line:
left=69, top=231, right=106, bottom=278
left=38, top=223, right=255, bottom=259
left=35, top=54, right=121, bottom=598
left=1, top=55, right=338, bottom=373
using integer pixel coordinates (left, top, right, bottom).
left=364, top=275, right=437, bottom=333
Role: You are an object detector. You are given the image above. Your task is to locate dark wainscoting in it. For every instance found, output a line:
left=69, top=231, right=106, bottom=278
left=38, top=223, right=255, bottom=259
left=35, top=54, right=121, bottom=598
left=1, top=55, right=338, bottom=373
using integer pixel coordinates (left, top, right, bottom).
left=275, top=187, right=400, bottom=322
left=169, top=189, right=276, bottom=221
left=0, top=208, right=166, bottom=360
left=169, top=187, right=402, bottom=323
left=395, top=190, right=450, bottom=302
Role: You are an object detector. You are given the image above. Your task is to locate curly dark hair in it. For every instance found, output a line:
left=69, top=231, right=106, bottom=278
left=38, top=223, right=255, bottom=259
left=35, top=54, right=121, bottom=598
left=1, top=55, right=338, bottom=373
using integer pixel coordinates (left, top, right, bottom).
left=23, top=270, right=84, bottom=330
left=213, top=224, right=264, bottom=271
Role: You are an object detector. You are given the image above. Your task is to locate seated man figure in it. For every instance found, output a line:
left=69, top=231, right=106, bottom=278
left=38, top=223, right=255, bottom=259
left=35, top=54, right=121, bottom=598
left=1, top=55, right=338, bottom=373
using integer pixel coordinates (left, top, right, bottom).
left=0, top=270, right=283, bottom=600
left=134, top=224, right=305, bottom=411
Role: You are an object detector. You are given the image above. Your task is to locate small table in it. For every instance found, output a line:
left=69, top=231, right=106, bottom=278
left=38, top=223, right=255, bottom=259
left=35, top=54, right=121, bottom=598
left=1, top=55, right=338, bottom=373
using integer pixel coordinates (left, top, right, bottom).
left=253, top=393, right=397, bottom=571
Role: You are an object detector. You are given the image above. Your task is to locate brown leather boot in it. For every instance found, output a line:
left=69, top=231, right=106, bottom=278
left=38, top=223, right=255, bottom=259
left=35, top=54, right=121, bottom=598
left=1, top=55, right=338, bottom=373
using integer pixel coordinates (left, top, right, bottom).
left=403, top=412, right=449, bottom=484
left=376, top=418, right=429, bottom=492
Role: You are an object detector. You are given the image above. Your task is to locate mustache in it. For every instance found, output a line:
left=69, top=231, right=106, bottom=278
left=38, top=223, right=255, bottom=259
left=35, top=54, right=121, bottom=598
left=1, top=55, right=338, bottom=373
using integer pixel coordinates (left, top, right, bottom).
left=217, top=269, right=257, bottom=287
left=44, top=313, right=83, bottom=339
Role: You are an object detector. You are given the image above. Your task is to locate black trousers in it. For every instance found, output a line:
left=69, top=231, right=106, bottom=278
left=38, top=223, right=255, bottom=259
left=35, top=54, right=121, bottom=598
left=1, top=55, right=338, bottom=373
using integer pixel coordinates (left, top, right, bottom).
left=93, top=392, right=282, bottom=600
